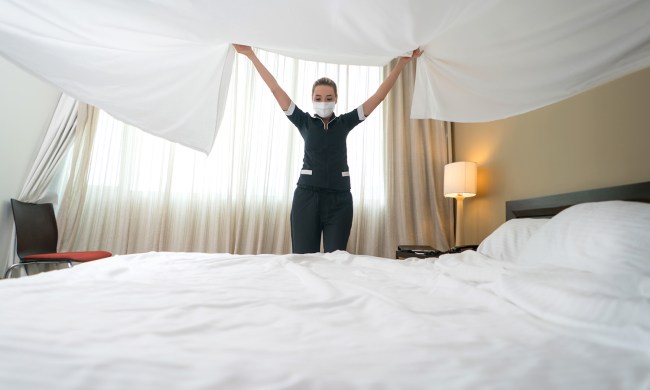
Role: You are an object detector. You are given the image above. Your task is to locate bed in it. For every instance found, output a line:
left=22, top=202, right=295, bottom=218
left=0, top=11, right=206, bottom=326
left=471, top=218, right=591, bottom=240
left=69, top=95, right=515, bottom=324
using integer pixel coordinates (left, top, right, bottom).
left=1, top=182, right=649, bottom=389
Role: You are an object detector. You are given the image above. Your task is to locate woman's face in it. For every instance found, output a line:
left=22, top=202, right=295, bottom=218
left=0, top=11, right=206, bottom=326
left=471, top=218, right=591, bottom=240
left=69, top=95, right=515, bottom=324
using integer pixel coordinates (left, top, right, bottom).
left=312, top=85, right=337, bottom=103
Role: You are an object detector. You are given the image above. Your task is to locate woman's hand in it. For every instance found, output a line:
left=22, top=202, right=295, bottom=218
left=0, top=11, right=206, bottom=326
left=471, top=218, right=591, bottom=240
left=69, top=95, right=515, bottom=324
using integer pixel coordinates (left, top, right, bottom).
left=398, top=48, right=423, bottom=64
left=233, top=44, right=254, bottom=57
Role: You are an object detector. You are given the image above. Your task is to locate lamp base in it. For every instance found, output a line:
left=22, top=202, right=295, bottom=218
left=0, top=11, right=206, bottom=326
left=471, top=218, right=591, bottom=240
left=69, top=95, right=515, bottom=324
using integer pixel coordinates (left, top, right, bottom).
left=455, top=196, right=465, bottom=248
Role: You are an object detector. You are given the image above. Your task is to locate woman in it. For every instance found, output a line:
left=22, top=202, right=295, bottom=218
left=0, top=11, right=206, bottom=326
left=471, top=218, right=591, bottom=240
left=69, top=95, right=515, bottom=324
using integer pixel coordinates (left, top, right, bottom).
left=233, top=44, right=422, bottom=254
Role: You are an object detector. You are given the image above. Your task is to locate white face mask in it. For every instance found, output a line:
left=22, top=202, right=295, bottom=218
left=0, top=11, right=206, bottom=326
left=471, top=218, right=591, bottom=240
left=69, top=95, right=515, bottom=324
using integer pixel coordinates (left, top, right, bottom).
left=313, top=101, right=335, bottom=118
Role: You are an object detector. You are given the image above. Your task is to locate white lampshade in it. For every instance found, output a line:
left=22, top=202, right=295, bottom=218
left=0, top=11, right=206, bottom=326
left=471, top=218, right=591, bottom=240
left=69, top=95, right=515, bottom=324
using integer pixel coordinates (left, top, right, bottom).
left=444, top=161, right=477, bottom=198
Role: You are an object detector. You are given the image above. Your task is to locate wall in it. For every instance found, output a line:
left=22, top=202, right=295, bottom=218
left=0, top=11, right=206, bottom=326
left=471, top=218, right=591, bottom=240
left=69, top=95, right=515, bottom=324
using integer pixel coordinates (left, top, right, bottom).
left=0, top=56, right=61, bottom=272
left=453, top=66, right=650, bottom=245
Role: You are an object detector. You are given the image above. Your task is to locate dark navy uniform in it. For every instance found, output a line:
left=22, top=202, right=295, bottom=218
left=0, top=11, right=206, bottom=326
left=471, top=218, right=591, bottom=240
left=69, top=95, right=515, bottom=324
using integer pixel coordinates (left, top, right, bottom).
left=285, top=101, right=366, bottom=253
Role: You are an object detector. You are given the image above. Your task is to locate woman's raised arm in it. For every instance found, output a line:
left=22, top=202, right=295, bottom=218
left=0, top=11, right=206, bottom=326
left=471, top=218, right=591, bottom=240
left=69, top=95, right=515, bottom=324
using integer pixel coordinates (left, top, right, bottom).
left=362, top=48, right=423, bottom=117
left=233, top=44, right=292, bottom=111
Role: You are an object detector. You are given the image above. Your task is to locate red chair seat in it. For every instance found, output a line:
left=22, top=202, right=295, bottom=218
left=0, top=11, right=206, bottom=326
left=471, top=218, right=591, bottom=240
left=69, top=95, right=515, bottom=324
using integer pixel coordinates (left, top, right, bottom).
left=6, top=199, right=113, bottom=278
left=23, top=251, right=112, bottom=262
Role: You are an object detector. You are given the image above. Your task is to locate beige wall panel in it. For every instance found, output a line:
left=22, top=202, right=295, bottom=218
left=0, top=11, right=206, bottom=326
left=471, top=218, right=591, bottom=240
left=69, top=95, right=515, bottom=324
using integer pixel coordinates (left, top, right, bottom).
left=454, top=66, right=650, bottom=245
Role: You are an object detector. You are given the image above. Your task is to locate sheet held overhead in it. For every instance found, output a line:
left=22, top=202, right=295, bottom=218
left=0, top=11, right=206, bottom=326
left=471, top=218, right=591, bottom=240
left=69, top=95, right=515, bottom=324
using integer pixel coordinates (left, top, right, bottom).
left=1, top=0, right=649, bottom=153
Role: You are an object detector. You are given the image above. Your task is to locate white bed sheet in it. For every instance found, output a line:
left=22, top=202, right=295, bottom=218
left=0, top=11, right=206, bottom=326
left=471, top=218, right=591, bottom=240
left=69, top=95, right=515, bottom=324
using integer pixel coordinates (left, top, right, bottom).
left=0, top=250, right=648, bottom=389
left=1, top=1, right=649, bottom=153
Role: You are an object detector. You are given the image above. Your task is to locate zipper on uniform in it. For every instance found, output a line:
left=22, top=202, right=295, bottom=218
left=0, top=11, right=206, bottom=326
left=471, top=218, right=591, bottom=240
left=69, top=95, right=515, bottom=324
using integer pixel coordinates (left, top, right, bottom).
left=318, top=116, right=337, bottom=131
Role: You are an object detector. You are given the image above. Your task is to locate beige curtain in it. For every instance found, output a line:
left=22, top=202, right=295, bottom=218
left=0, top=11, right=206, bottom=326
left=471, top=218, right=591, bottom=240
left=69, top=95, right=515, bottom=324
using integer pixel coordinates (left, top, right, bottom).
left=382, top=59, right=453, bottom=254
left=57, top=53, right=452, bottom=259
left=58, top=103, right=101, bottom=253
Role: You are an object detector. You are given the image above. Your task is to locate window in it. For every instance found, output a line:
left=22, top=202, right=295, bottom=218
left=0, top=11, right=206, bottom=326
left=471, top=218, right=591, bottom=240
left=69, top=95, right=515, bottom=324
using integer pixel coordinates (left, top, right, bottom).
left=87, top=50, right=385, bottom=206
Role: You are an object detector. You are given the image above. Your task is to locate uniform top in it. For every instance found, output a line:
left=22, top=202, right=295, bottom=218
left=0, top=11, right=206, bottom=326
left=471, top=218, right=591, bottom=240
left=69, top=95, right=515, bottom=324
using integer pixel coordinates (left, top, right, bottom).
left=285, top=102, right=366, bottom=191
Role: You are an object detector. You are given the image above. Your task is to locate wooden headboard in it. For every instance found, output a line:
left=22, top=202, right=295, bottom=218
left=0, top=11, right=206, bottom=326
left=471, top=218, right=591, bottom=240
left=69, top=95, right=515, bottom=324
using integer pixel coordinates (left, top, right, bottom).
left=505, top=181, right=650, bottom=220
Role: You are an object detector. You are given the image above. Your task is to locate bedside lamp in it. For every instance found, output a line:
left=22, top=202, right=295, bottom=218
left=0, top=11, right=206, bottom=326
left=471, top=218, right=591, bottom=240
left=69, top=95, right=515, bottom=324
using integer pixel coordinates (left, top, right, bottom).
left=444, top=161, right=477, bottom=248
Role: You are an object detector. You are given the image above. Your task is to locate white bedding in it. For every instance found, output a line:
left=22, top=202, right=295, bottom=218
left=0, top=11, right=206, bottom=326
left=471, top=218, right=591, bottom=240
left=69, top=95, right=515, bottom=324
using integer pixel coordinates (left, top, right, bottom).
left=1, top=1, right=649, bottom=153
left=1, top=249, right=648, bottom=389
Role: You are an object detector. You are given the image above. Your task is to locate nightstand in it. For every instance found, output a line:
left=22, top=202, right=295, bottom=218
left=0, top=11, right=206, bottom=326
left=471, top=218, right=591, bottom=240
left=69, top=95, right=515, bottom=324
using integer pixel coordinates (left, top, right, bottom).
left=395, top=245, right=478, bottom=260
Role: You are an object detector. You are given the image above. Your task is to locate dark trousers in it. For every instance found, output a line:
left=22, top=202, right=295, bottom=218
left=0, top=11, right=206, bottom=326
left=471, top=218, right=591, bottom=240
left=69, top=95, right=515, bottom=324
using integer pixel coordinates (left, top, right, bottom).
left=290, top=186, right=353, bottom=254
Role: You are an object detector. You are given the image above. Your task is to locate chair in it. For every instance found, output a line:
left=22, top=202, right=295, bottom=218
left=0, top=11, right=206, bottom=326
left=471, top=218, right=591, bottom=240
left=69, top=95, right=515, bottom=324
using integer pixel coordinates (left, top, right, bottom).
left=4, top=199, right=112, bottom=278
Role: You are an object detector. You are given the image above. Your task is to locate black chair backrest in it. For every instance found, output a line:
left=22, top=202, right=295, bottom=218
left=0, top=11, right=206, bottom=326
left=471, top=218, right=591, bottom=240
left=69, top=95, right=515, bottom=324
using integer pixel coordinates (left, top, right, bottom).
left=10, top=199, right=59, bottom=259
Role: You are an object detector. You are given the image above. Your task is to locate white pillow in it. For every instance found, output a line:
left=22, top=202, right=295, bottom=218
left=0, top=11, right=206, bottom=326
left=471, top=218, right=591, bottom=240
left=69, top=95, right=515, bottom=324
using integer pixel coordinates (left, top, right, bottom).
left=478, top=218, right=549, bottom=262
left=518, top=201, right=650, bottom=276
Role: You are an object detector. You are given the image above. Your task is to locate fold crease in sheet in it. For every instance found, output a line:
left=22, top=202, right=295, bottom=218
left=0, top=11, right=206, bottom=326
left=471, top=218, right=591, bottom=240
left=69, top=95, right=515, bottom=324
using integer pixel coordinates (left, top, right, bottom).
left=1, top=0, right=649, bottom=153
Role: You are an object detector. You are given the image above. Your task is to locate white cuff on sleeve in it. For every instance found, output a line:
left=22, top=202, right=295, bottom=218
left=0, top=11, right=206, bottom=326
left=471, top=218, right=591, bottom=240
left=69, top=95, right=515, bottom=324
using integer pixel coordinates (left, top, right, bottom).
left=357, top=105, right=367, bottom=121
left=285, top=101, right=296, bottom=116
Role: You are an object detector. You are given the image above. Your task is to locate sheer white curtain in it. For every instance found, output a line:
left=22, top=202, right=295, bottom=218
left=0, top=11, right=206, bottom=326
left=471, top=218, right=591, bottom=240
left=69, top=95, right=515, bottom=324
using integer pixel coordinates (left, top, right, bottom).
left=59, top=50, right=388, bottom=256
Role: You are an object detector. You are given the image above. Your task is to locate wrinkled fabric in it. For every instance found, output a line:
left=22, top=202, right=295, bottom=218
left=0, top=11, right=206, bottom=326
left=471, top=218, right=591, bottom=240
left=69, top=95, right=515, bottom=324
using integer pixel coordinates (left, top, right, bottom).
left=0, top=251, right=648, bottom=389
left=1, top=0, right=649, bottom=153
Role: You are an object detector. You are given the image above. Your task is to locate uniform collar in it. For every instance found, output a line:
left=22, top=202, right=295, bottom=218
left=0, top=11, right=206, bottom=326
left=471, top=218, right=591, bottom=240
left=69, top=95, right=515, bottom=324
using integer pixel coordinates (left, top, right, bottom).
left=311, top=113, right=337, bottom=120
